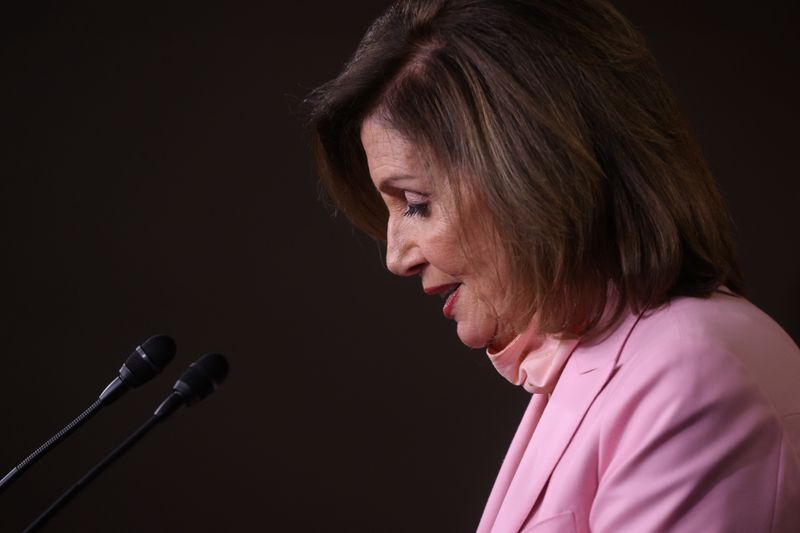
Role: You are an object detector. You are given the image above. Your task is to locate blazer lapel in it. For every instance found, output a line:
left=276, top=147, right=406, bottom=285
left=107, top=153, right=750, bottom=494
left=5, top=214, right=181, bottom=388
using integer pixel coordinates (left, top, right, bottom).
left=491, top=310, right=643, bottom=532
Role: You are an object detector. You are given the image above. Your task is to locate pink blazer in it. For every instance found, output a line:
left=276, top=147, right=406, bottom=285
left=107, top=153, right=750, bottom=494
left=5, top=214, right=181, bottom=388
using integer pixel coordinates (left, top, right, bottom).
left=479, top=291, right=800, bottom=532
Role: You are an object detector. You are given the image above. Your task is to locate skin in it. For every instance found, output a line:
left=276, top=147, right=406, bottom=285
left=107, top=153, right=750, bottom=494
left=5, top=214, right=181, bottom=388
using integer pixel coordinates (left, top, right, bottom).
left=361, top=115, right=517, bottom=350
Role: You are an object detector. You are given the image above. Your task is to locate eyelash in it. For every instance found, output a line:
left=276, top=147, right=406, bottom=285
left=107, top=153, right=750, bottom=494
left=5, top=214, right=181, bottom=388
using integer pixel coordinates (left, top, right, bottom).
left=403, top=202, right=429, bottom=217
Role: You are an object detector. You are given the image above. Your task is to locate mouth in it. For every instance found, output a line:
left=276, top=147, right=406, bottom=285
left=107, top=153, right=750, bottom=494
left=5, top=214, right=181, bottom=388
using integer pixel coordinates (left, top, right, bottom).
left=423, top=283, right=462, bottom=318
left=423, top=283, right=460, bottom=297
left=439, top=283, right=460, bottom=300
left=441, top=284, right=462, bottom=318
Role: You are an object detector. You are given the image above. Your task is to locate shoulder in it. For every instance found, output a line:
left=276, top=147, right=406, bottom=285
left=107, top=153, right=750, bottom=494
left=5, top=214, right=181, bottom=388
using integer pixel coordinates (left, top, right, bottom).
left=629, top=289, right=796, bottom=359
left=617, top=291, right=800, bottom=417
left=580, top=293, right=800, bottom=531
left=592, top=290, right=800, bottom=459
left=575, top=294, right=800, bottom=532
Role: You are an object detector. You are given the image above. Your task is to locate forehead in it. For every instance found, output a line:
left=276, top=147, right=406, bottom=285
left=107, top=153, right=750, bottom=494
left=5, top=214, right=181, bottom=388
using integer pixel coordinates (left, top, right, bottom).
left=360, top=116, right=427, bottom=186
left=360, top=115, right=405, bottom=151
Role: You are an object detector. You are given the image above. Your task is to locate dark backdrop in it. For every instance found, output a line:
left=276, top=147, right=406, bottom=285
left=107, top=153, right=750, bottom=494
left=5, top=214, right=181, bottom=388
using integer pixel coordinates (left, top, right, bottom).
left=1, top=1, right=797, bottom=531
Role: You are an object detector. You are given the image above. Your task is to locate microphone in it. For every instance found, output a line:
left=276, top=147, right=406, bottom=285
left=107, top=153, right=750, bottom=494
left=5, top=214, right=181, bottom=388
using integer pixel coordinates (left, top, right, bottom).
left=0, top=335, right=176, bottom=493
left=153, top=352, right=229, bottom=419
left=23, top=353, right=229, bottom=532
left=98, top=334, right=177, bottom=404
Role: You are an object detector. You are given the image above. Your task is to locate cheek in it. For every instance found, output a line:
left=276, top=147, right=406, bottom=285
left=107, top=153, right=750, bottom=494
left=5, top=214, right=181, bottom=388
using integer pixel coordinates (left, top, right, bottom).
left=422, top=210, right=511, bottom=304
left=423, top=232, right=467, bottom=275
left=462, top=287, right=499, bottom=319
left=466, top=238, right=513, bottom=308
left=466, top=278, right=509, bottom=321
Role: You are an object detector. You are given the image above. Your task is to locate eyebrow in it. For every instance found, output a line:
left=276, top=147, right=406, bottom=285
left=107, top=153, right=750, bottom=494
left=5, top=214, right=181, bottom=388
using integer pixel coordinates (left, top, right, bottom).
left=375, top=174, right=421, bottom=193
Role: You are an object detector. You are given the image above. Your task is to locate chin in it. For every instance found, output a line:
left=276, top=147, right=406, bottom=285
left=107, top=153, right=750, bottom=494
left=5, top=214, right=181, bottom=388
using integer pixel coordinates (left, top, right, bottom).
left=456, top=320, right=496, bottom=349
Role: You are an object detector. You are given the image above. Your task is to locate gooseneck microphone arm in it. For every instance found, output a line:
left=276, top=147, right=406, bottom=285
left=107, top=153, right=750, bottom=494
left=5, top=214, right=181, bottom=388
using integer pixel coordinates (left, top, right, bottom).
left=23, top=353, right=229, bottom=532
left=0, top=398, right=105, bottom=493
left=0, top=335, right=176, bottom=495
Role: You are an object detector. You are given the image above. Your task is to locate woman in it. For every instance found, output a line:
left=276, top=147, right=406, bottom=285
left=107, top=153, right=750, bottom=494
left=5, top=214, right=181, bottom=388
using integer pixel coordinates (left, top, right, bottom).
left=307, top=1, right=800, bottom=531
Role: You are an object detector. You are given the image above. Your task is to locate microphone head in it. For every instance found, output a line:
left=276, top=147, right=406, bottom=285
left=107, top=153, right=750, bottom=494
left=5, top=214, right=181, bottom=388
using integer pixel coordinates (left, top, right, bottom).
left=173, top=353, right=229, bottom=406
left=119, top=335, right=177, bottom=388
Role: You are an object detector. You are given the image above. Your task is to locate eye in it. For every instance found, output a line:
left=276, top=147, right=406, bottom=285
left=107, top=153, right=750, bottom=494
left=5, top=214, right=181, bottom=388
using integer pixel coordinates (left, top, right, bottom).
left=403, top=202, right=429, bottom=217
left=402, top=191, right=429, bottom=218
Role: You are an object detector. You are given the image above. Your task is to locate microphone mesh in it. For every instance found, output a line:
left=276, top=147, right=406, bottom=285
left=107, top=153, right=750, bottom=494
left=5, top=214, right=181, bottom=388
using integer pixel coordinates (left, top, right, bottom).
left=175, top=353, right=229, bottom=404
left=140, top=335, right=177, bottom=368
left=195, top=353, right=229, bottom=385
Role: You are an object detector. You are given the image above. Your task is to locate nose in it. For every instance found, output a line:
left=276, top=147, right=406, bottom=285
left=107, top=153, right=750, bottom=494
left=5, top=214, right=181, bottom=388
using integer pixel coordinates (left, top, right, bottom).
left=385, top=216, right=426, bottom=276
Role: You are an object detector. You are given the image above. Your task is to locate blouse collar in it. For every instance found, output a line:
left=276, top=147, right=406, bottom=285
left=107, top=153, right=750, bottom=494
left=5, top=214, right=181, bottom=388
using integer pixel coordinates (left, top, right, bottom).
left=486, top=318, right=580, bottom=394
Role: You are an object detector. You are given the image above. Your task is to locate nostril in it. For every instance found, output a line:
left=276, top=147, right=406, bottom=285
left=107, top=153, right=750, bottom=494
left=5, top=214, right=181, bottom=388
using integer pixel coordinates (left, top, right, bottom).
left=406, top=264, right=424, bottom=276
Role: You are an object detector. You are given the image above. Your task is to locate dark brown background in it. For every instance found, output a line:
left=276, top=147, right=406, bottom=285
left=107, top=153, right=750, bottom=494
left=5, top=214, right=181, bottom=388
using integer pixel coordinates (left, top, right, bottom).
left=1, top=1, right=797, bottom=531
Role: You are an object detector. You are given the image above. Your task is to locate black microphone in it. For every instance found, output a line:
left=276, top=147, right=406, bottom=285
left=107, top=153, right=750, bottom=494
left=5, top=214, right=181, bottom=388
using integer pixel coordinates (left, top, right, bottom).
left=153, top=352, right=229, bottom=419
left=98, top=334, right=177, bottom=404
left=23, top=353, right=229, bottom=532
left=0, top=335, right=176, bottom=493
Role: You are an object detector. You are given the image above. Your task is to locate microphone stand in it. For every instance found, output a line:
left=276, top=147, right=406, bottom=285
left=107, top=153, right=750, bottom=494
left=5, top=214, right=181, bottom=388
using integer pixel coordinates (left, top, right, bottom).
left=23, top=393, right=184, bottom=532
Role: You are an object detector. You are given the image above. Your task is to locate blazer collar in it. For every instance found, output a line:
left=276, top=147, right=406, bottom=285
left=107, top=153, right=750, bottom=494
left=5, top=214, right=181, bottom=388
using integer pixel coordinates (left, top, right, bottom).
left=494, top=308, right=644, bottom=532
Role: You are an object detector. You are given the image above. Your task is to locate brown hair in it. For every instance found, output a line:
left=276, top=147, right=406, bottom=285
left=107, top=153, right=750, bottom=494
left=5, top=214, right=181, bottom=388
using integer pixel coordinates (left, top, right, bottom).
left=307, top=0, right=744, bottom=341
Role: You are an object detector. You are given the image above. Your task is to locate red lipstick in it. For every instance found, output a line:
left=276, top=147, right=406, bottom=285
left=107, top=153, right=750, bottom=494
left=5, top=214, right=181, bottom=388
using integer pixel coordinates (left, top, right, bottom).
left=442, top=284, right=461, bottom=318
left=424, top=283, right=458, bottom=296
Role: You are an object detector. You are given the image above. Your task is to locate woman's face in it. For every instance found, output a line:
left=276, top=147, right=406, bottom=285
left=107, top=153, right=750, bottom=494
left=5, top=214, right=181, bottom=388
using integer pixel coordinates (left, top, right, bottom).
left=361, top=116, right=516, bottom=350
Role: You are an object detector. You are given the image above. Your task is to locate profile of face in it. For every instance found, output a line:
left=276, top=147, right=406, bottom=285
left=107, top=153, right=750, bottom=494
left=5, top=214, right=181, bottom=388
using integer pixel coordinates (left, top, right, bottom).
left=361, top=116, right=516, bottom=350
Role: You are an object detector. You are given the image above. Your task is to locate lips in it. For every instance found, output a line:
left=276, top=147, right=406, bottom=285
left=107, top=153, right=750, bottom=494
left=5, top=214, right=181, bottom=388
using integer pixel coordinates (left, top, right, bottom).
left=423, top=283, right=459, bottom=296
left=442, top=284, right=462, bottom=318
left=423, top=283, right=462, bottom=318
left=439, top=283, right=459, bottom=300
